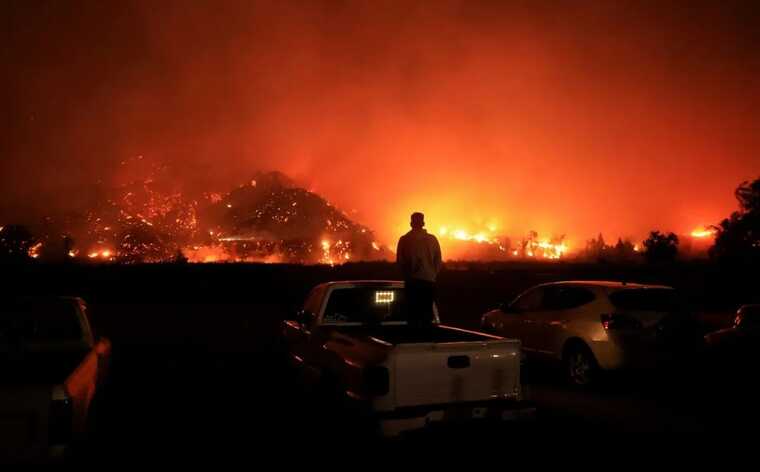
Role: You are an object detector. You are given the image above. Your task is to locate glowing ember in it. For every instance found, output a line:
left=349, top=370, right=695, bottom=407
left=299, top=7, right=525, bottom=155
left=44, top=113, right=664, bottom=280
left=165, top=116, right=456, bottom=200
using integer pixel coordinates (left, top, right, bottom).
left=28, top=242, right=42, bottom=259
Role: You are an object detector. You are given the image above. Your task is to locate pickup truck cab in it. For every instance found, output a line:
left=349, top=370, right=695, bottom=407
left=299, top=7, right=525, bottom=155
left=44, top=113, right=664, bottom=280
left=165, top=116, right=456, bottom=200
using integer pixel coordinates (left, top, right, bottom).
left=283, top=280, right=533, bottom=436
left=0, top=297, right=111, bottom=462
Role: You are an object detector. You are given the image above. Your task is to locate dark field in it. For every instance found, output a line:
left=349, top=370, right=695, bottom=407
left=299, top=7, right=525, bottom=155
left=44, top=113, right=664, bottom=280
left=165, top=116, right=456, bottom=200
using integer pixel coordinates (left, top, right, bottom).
left=3, top=260, right=759, bottom=457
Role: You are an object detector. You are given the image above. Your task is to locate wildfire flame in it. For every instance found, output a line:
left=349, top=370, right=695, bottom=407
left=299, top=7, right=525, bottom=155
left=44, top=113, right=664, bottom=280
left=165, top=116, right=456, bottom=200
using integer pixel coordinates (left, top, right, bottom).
left=440, top=227, right=495, bottom=244
left=318, top=238, right=353, bottom=266
left=691, top=226, right=716, bottom=239
left=534, top=240, right=568, bottom=260
left=88, top=248, right=115, bottom=260
left=435, top=224, right=568, bottom=260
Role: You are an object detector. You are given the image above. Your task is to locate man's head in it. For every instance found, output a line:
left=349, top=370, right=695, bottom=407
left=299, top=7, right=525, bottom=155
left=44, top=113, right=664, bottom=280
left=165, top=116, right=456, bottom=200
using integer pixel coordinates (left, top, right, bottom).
left=410, top=212, right=425, bottom=229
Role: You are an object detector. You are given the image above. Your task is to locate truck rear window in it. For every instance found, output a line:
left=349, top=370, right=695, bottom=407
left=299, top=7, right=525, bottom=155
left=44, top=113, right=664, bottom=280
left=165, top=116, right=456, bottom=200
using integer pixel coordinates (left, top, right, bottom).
left=609, top=289, right=679, bottom=312
left=323, top=288, right=407, bottom=324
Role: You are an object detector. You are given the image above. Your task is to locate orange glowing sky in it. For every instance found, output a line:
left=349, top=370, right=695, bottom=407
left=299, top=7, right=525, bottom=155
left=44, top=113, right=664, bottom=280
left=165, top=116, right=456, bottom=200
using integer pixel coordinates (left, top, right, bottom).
left=3, top=0, right=759, bottom=249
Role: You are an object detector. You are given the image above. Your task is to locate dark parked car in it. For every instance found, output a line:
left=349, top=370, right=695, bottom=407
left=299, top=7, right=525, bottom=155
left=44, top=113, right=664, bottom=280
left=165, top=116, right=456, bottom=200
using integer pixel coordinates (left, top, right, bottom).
left=705, top=305, right=760, bottom=359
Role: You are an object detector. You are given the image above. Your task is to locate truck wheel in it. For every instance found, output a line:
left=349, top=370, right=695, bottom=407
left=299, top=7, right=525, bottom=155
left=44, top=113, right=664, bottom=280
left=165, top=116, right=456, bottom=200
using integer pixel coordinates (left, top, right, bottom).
left=563, top=343, right=599, bottom=387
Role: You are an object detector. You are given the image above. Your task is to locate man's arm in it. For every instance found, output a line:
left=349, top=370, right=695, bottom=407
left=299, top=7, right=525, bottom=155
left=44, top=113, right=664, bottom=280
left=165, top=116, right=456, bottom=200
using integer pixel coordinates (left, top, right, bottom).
left=432, top=236, right=442, bottom=275
left=396, top=236, right=406, bottom=272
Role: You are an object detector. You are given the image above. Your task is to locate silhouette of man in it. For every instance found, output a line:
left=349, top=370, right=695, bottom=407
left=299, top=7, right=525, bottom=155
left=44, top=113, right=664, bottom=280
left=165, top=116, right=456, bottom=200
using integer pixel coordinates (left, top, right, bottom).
left=396, top=212, right=442, bottom=331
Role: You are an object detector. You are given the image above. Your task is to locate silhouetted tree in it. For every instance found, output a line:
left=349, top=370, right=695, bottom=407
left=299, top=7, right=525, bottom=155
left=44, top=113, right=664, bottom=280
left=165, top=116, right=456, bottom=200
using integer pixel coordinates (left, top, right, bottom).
left=0, top=225, right=36, bottom=262
left=39, top=234, right=75, bottom=262
left=643, top=231, right=679, bottom=263
left=613, top=238, right=637, bottom=262
left=736, top=178, right=760, bottom=214
left=173, top=249, right=188, bottom=264
left=63, top=235, right=74, bottom=256
left=711, top=178, right=760, bottom=262
left=583, top=233, right=610, bottom=262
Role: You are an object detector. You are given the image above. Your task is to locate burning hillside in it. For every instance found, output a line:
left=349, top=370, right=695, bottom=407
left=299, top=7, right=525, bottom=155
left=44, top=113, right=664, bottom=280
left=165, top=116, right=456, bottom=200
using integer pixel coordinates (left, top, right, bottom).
left=5, top=154, right=573, bottom=265
left=189, top=172, right=390, bottom=264
left=15, top=160, right=391, bottom=264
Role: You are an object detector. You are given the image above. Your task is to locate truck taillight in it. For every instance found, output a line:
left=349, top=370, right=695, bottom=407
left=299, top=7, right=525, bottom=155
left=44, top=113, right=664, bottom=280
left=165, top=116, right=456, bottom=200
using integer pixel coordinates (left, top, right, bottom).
left=601, top=313, right=642, bottom=331
left=364, top=366, right=390, bottom=397
left=49, top=386, right=73, bottom=446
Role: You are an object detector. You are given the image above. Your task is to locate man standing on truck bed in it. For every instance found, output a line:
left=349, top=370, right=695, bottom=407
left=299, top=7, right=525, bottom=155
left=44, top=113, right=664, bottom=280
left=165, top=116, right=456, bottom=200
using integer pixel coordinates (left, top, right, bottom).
left=396, top=212, right=442, bottom=330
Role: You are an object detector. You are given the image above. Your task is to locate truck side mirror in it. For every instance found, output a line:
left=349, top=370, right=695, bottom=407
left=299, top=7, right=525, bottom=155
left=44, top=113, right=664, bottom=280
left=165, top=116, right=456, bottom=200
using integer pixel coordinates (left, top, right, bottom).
left=296, top=310, right=313, bottom=327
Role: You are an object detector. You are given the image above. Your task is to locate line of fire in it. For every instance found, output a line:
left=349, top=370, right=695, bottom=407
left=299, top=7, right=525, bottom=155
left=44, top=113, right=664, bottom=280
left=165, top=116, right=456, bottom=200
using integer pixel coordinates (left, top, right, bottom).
left=0, top=159, right=718, bottom=266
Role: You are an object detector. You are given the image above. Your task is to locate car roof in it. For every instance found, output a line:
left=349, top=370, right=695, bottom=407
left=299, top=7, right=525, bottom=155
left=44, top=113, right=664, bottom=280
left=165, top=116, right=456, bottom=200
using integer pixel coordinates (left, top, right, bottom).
left=535, top=280, right=673, bottom=290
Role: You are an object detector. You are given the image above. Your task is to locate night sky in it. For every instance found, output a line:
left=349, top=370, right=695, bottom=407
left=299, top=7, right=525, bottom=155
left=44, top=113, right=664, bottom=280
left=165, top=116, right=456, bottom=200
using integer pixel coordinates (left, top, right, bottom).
left=3, top=0, right=759, bottom=246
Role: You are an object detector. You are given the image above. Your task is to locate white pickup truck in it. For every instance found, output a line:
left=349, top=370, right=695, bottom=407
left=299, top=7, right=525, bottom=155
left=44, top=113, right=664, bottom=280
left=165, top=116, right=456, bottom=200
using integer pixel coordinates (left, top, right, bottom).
left=0, top=297, right=111, bottom=462
left=282, top=280, right=533, bottom=436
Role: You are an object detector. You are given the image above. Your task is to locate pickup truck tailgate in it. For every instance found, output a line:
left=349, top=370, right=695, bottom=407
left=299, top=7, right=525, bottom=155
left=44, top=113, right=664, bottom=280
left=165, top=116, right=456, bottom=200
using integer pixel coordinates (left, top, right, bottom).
left=390, top=339, right=521, bottom=408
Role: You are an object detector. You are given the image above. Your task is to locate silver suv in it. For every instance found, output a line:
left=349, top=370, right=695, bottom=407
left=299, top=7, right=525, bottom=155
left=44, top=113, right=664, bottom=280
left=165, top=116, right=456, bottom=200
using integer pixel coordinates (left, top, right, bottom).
left=481, top=281, right=700, bottom=385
